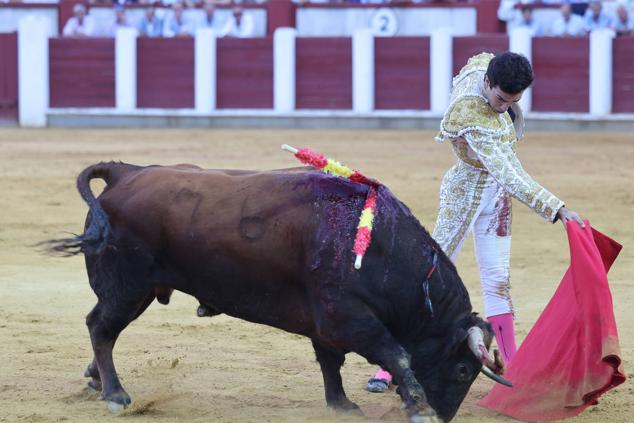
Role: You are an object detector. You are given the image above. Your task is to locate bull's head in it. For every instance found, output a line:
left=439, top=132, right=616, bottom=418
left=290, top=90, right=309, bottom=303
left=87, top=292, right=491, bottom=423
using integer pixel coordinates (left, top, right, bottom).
left=408, top=313, right=511, bottom=422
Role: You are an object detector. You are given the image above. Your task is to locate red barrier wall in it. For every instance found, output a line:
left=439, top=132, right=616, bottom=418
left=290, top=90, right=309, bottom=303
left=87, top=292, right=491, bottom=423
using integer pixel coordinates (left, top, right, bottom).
left=137, top=38, right=194, bottom=109
left=217, top=38, right=273, bottom=109
left=452, top=34, right=509, bottom=76
left=296, top=37, right=352, bottom=109
left=532, top=37, right=589, bottom=113
left=49, top=38, right=114, bottom=108
left=476, top=0, right=504, bottom=33
left=375, top=37, right=430, bottom=110
left=612, top=37, right=634, bottom=114
left=267, top=0, right=295, bottom=36
left=0, top=32, right=17, bottom=122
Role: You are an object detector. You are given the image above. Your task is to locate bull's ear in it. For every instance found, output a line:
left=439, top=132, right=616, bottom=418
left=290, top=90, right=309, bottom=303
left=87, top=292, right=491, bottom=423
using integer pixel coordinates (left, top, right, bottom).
left=469, top=312, right=495, bottom=346
left=476, top=319, right=495, bottom=346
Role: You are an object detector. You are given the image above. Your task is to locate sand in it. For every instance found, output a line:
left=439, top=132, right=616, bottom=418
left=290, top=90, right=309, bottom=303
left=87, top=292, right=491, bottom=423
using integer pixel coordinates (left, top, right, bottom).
left=1, top=128, right=632, bottom=423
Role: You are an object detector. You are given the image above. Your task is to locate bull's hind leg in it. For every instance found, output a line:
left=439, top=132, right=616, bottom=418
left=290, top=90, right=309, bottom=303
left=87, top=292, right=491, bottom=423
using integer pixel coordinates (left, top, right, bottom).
left=84, top=292, right=155, bottom=394
left=86, top=290, right=155, bottom=412
left=311, top=340, right=360, bottom=413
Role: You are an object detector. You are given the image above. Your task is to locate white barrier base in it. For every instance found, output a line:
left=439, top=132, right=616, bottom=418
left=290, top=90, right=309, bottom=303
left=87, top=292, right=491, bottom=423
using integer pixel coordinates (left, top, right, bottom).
left=46, top=108, right=634, bottom=132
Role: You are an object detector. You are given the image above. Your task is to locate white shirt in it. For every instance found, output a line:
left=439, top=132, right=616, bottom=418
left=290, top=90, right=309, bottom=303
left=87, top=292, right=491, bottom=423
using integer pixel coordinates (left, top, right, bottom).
left=497, top=0, right=520, bottom=23
left=196, top=12, right=219, bottom=33
left=551, top=13, right=586, bottom=36
left=613, top=16, right=634, bottom=32
left=584, top=10, right=612, bottom=32
left=220, top=13, right=255, bottom=38
left=511, top=17, right=543, bottom=37
left=105, top=18, right=132, bottom=37
left=163, top=13, right=193, bottom=38
left=62, top=16, right=97, bottom=37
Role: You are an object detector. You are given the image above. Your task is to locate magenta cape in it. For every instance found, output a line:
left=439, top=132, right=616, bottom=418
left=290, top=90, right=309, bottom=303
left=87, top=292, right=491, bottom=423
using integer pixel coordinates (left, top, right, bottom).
left=478, top=221, right=625, bottom=421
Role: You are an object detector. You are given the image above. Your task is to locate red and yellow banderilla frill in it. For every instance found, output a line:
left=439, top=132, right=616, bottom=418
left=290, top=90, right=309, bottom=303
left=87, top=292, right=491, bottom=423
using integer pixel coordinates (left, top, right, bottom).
left=281, top=144, right=379, bottom=270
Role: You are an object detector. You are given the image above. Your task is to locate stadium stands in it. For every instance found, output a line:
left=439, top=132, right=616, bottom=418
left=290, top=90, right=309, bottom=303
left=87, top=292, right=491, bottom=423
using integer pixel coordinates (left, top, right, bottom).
left=1, top=1, right=634, bottom=127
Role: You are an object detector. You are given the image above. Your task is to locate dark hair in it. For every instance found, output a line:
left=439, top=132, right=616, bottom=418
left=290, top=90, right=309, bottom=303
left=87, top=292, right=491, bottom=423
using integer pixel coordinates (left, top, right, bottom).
left=486, top=52, right=534, bottom=95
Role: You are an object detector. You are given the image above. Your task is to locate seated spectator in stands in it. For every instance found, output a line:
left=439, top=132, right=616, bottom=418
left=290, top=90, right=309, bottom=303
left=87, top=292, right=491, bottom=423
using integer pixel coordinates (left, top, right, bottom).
left=220, top=3, right=255, bottom=37
left=511, top=5, right=543, bottom=36
left=105, top=5, right=131, bottom=36
left=63, top=3, right=97, bottom=37
left=584, top=0, right=612, bottom=32
left=138, top=5, right=163, bottom=37
left=198, top=0, right=219, bottom=32
left=551, top=2, right=586, bottom=36
left=612, top=4, right=634, bottom=36
left=497, top=1, right=539, bottom=30
left=163, top=1, right=194, bottom=37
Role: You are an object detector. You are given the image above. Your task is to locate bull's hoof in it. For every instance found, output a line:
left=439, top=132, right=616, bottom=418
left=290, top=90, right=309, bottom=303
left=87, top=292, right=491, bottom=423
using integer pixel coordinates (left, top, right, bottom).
left=101, top=391, right=132, bottom=413
left=329, top=398, right=361, bottom=414
left=409, top=409, right=442, bottom=423
left=410, top=415, right=443, bottom=423
left=107, top=400, right=130, bottom=414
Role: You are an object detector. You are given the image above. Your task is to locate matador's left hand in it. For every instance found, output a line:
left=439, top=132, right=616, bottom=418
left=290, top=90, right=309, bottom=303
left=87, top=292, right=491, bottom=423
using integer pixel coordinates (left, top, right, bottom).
left=556, top=207, right=585, bottom=229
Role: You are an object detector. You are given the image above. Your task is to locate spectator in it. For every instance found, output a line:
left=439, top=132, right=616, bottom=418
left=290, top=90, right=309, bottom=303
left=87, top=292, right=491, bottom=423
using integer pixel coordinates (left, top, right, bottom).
left=198, top=0, right=219, bottom=32
left=584, top=0, right=612, bottom=32
left=62, top=3, right=97, bottom=37
left=551, top=2, right=586, bottom=36
left=612, top=4, right=634, bottom=36
left=138, top=5, right=163, bottom=37
left=163, top=2, right=193, bottom=37
left=511, top=5, right=543, bottom=36
left=497, top=1, right=540, bottom=30
left=220, top=3, right=255, bottom=37
left=105, top=4, right=131, bottom=36
left=497, top=0, right=520, bottom=24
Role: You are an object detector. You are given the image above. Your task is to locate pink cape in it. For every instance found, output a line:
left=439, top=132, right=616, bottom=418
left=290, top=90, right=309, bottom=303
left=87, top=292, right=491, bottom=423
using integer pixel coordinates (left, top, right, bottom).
left=478, top=221, right=625, bottom=421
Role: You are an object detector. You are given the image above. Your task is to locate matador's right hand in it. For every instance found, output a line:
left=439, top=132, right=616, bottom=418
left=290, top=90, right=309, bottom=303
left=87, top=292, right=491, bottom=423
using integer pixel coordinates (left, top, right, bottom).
left=556, top=207, right=585, bottom=229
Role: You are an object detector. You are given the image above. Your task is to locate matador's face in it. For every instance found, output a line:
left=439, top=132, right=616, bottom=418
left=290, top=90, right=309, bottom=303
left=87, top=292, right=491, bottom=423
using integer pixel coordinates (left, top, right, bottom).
left=483, top=76, right=523, bottom=114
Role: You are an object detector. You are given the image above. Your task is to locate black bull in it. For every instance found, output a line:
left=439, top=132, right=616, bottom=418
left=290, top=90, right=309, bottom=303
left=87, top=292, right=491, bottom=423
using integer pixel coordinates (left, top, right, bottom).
left=48, top=162, right=508, bottom=423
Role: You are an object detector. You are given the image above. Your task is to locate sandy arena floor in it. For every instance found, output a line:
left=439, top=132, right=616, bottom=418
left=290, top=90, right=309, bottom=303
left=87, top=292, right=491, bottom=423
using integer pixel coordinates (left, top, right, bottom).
left=0, top=128, right=632, bottom=423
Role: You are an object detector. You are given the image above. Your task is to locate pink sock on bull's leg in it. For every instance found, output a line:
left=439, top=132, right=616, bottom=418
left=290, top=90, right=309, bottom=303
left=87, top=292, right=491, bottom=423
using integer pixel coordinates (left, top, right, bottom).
left=374, top=368, right=392, bottom=383
left=488, top=313, right=517, bottom=364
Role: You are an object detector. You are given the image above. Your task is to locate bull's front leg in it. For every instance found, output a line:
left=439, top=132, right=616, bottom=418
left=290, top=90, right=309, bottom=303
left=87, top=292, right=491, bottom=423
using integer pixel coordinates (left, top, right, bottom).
left=357, top=338, right=441, bottom=423
left=311, top=340, right=361, bottom=414
left=84, top=357, right=102, bottom=392
left=318, top=313, right=440, bottom=422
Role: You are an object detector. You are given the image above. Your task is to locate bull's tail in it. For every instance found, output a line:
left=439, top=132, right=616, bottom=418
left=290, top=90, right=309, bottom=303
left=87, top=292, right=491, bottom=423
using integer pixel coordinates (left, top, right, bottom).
left=45, top=162, right=134, bottom=256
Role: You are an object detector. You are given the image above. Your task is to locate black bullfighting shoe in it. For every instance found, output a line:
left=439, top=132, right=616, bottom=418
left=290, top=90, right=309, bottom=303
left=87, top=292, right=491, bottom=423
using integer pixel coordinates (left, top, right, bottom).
left=366, top=378, right=390, bottom=393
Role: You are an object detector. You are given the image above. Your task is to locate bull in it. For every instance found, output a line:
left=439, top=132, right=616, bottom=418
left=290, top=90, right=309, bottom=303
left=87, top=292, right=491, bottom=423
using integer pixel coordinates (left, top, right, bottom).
left=49, top=161, right=510, bottom=423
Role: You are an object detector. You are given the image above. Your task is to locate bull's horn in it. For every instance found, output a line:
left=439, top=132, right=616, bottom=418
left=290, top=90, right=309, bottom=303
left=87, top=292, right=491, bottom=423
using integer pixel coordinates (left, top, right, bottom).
left=480, top=366, right=513, bottom=388
left=467, top=327, right=494, bottom=366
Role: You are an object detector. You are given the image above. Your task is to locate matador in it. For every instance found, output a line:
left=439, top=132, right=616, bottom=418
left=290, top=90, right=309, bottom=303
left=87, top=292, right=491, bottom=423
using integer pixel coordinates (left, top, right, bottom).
left=367, top=52, right=584, bottom=394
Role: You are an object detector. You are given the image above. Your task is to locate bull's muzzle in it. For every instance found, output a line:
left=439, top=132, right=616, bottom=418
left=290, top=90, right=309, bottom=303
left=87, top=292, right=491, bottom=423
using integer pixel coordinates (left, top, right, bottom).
left=467, top=327, right=513, bottom=388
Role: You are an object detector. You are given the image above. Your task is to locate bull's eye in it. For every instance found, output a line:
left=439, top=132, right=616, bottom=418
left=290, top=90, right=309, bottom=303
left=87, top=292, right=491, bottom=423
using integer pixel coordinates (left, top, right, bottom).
left=455, top=363, right=471, bottom=382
